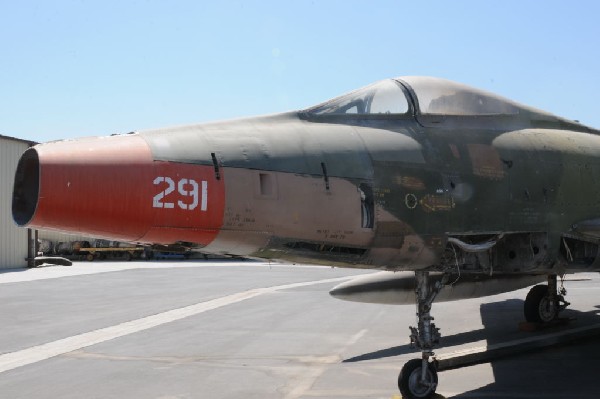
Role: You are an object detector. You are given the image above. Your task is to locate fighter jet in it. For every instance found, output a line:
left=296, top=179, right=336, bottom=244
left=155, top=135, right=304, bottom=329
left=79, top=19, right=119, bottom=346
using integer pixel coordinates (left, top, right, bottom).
left=12, top=76, right=600, bottom=398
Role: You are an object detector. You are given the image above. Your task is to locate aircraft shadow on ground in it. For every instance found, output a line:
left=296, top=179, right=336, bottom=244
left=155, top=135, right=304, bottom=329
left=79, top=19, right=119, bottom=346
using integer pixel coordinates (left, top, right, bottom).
left=343, top=328, right=488, bottom=363
left=344, top=298, right=600, bottom=398
left=450, top=300, right=600, bottom=398
left=344, top=299, right=525, bottom=363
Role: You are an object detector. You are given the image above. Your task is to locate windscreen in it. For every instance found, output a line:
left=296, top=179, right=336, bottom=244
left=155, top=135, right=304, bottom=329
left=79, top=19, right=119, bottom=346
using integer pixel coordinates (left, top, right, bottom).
left=307, top=79, right=410, bottom=116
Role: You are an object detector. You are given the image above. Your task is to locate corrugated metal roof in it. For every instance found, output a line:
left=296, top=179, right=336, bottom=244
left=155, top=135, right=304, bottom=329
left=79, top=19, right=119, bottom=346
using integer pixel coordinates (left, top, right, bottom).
left=0, top=133, right=37, bottom=146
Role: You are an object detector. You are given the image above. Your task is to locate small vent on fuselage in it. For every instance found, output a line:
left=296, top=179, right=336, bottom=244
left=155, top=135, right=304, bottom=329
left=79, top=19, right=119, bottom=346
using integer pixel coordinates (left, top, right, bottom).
left=259, top=173, right=273, bottom=196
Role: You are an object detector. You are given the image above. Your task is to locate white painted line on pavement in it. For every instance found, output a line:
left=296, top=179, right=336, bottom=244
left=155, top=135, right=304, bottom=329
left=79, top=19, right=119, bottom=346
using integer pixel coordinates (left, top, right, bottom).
left=0, top=276, right=351, bottom=374
left=0, top=261, right=341, bottom=284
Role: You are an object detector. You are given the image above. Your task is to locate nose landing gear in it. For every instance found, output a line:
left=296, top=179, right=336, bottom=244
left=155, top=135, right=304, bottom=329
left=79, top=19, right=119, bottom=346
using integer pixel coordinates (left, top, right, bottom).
left=397, top=272, right=570, bottom=398
left=399, top=358, right=438, bottom=399
left=398, top=271, right=446, bottom=399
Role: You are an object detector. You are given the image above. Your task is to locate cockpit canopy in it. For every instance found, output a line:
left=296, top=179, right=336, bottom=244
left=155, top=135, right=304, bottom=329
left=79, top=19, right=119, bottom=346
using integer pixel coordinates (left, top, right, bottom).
left=307, top=79, right=410, bottom=116
left=305, top=76, right=536, bottom=117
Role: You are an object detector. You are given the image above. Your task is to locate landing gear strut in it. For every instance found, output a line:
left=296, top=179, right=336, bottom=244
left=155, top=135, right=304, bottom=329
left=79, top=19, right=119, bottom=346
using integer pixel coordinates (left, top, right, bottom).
left=524, top=274, right=570, bottom=323
left=398, top=271, right=446, bottom=399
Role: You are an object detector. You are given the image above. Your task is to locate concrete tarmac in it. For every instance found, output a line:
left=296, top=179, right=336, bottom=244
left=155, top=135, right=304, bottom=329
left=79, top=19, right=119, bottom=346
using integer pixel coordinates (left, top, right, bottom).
left=0, top=260, right=599, bottom=398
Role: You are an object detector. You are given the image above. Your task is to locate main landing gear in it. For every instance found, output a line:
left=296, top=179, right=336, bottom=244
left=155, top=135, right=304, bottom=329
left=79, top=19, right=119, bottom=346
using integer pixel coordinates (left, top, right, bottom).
left=524, top=274, right=570, bottom=323
left=398, top=271, right=446, bottom=399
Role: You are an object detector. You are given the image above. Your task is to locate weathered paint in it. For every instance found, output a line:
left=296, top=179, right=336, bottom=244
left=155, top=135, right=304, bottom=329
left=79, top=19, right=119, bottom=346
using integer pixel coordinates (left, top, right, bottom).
left=12, top=76, right=600, bottom=275
left=16, top=135, right=225, bottom=246
left=139, top=160, right=224, bottom=245
left=23, top=135, right=156, bottom=241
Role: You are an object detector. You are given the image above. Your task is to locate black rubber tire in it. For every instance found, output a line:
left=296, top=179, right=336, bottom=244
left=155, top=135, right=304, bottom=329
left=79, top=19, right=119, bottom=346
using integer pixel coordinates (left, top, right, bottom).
left=524, top=284, right=557, bottom=323
left=398, top=358, right=438, bottom=399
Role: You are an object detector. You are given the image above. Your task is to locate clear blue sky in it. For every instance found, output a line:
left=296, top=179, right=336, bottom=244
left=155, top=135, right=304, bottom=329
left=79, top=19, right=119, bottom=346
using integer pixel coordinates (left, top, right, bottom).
left=1, top=1, right=599, bottom=142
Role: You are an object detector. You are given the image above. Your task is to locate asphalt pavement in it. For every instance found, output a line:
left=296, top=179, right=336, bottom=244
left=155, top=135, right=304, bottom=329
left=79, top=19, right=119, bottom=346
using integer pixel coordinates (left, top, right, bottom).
left=0, top=260, right=599, bottom=398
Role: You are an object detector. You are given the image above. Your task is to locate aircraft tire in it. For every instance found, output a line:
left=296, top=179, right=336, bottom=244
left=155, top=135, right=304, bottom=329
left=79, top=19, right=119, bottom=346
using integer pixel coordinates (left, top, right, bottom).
left=524, top=284, right=557, bottom=323
left=398, top=358, right=438, bottom=399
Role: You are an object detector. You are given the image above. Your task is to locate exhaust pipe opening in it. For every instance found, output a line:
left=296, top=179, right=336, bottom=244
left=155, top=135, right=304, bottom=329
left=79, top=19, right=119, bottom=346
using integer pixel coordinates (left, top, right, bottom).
left=12, top=148, right=40, bottom=226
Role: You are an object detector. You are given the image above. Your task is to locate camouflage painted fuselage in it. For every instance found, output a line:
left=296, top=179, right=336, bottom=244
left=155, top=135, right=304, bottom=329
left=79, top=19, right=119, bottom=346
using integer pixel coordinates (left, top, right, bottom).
left=13, top=77, right=600, bottom=275
left=141, top=108, right=600, bottom=274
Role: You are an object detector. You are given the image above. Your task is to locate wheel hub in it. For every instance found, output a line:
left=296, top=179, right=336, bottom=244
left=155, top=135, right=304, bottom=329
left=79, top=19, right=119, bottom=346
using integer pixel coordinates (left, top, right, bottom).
left=538, top=295, right=556, bottom=322
left=408, top=366, right=436, bottom=397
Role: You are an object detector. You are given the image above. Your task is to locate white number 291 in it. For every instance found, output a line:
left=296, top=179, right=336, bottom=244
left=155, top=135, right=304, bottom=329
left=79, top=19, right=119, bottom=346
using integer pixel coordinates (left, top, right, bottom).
left=153, top=177, right=207, bottom=211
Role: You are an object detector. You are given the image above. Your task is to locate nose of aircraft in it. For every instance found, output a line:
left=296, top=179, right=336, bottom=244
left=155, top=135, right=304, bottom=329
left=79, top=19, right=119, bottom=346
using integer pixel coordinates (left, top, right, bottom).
left=12, top=135, right=156, bottom=241
left=12, top=134, right=225, bottom=246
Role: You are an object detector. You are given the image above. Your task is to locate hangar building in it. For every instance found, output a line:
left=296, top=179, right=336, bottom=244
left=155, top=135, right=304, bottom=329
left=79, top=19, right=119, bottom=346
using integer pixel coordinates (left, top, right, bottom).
left=0, top=134, right=36, bottom=269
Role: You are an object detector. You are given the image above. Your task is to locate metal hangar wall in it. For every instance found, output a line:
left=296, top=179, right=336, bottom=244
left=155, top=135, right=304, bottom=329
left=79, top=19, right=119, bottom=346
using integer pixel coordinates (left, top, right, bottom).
left=0, top=134, right=35, bottom=269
